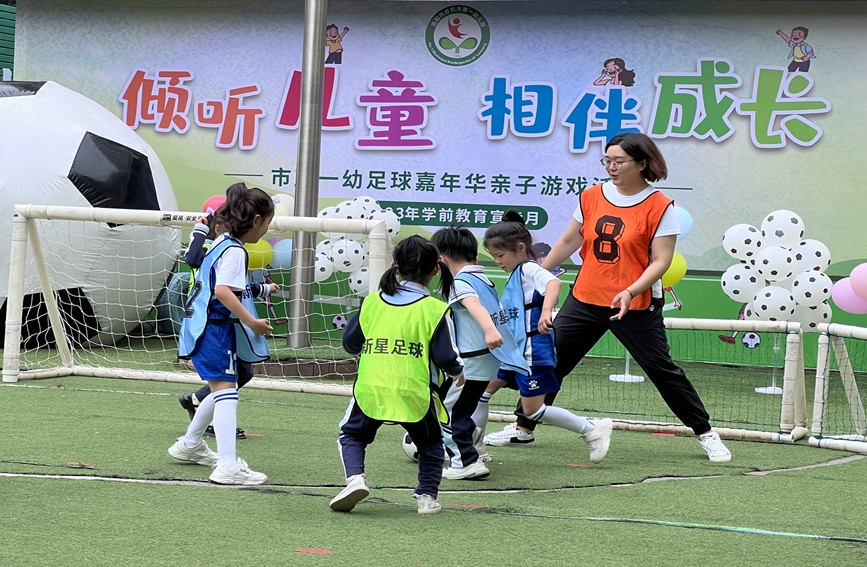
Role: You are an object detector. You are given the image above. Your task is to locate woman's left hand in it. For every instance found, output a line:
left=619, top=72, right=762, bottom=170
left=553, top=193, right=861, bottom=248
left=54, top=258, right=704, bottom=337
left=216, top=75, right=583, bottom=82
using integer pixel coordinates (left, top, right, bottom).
left=610, top=290, right=633, bottom=321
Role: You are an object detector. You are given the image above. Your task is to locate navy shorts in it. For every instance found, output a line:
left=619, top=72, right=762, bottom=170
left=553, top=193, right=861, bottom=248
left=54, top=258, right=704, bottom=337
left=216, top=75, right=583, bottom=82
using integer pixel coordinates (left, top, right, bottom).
left=498, top=366, right=560, bottom=397
left=190, top=323, right=240, bottom=382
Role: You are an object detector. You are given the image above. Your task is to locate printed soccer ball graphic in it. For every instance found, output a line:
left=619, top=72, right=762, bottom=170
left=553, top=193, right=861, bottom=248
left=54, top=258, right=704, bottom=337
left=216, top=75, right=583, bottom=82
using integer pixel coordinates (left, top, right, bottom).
left=0, top=81, right=180, bottom=348
left=741, top=332, right=761, bottom=349
left=331, top=314, right=348, bottom=330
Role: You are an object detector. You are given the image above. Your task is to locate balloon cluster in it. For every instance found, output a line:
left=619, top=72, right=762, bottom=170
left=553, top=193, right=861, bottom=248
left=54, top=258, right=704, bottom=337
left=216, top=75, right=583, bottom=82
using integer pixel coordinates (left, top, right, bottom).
left=721, top=210, right=832, bottom=331
left=314, top=196, right=401, bottom=296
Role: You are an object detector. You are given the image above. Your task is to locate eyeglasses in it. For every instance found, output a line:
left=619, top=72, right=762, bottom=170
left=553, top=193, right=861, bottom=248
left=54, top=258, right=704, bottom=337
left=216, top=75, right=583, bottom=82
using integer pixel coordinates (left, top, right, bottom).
left=600, top=157, right=635, bottom=169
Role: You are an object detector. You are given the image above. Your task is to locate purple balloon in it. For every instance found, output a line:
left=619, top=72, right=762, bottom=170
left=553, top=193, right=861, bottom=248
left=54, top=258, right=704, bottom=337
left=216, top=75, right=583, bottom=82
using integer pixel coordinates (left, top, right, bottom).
left=267, top=236, right=284, bottom=247
left=850, top=263, right=867, bottom=301
left=831, top=278, right=867, bottom=315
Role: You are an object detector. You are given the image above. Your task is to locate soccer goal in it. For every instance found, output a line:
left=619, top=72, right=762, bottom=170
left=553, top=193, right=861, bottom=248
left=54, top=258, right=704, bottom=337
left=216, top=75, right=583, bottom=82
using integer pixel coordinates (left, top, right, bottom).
left=1, top=204, right=388, bottom=396
left=488, top=318, right=808, bottom=444
left=809, top=323, right=867, bottom=454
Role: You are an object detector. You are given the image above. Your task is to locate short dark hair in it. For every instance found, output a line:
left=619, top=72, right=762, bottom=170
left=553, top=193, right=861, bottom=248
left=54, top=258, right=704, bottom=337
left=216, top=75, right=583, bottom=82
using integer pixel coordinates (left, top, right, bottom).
left=483, top=210, right=537, bottom=259
left=326, top=23, right=338, bottom=31
left=606, top=133, right=668, bottom=182
left=792, top=26, right=809, bottom=37
left=431, top=227, right=477, bottom=263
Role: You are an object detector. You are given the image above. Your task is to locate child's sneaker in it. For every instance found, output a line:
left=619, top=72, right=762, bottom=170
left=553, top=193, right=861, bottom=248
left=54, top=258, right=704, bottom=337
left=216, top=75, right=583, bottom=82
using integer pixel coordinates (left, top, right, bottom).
left=583, top=418, right=613, bottom=463
left=209, top=458, right=267, bottom=485
left=329, top=474, right=370, bottom=512
left=699, top=431, right=732, bottom=462
left=442, top=460, right=490, bottom=480
left=168, top=437, right=218, bottom=467
left=484, top=423, right=535, bottom=447
left=414, top=493, right=442, bottom=515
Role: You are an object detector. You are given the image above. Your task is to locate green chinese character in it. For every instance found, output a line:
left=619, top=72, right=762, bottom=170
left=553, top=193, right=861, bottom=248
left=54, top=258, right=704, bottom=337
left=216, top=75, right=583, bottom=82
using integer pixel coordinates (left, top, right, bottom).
left=391, top=171, right=412, bottom=191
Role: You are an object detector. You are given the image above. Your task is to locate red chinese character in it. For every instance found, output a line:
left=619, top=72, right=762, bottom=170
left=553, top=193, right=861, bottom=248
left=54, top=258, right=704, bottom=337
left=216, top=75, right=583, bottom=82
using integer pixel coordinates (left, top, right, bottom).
left=195, top=85, right=266, bottom=150
left=118, top=68, right=193, bottom=133
left=276, top=66, right=351, bottom=130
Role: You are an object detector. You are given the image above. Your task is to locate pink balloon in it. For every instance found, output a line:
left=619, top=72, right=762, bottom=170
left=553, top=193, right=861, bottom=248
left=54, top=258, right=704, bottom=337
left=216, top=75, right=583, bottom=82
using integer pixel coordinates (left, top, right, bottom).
left=850, top=263, right=867, bottom=301
left=831, top=278, right=867, bottom=315
left=202, top=195, right=226, bottom=213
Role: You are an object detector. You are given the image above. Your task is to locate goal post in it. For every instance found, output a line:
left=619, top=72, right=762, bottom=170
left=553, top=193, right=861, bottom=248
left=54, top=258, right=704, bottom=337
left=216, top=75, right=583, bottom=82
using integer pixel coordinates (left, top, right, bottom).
left=2, top=203, right=387, bottom=391
left=809, top=323, right=867, bottom=454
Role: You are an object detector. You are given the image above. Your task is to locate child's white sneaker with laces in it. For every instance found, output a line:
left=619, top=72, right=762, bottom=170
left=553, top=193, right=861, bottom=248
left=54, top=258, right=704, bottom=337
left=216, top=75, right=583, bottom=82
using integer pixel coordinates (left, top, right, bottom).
left=329, top=474, right=370, bottom=512
left=168, top=437, right=219, bottom=467
left=209, top=458, right=267, bottom=485
left=484, top=423, right=535, bottom=447
left=583, top=418, right=613, bottom=463
left=699, top=431, right=732, bottom=462
left=414, top=493, right=442, bottom=515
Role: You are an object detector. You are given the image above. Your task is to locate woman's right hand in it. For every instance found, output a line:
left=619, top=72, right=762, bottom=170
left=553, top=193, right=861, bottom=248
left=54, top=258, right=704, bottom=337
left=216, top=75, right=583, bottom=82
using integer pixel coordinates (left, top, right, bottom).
left=610, top=290, right=633, bottom=321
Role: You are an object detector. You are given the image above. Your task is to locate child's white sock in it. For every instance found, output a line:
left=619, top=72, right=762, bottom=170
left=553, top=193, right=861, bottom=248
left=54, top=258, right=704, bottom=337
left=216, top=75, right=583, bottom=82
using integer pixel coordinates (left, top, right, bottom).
left=471, top=393, right=492, bottom=450
left=527, top=405, right=594, bottom=435
left=212, top=389, right=239, bottom=466
left=183, top=392, right=215, bottom=447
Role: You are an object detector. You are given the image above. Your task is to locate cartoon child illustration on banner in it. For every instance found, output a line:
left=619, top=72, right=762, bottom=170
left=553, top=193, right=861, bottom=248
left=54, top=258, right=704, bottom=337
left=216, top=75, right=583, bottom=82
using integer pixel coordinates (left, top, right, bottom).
left=593, top=58, right=636, bottom=87
left=325, top=23, right=350, bottom=64
left=776, top=26, right=815, bottom=72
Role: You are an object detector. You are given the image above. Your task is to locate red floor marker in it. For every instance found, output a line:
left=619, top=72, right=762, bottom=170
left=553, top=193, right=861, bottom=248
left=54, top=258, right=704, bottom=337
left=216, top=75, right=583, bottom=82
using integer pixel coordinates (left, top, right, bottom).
left=652, top=433, right=676, bottom=437
left=296, top=549, right=332, bottom=554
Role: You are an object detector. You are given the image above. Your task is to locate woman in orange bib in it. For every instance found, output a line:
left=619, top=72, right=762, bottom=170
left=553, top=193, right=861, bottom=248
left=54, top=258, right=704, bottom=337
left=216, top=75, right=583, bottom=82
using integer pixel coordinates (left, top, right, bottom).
left=538, top=133, right=731, bottom=462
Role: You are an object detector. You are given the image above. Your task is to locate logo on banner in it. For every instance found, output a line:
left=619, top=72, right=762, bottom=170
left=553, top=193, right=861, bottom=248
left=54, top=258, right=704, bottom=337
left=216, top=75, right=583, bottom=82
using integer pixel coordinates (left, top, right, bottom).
left=426, top=5, right=490, bottom=66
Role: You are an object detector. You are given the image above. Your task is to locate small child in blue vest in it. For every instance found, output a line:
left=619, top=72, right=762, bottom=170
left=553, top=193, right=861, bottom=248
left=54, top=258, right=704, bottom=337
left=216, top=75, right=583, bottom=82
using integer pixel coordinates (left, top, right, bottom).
left=331, top=236, right=465, bottom=514
left=482, top=211, right=613, bottom=463
left=168, top=183, right=276, bottom=485
left=431, top=226, right=530, bottom=480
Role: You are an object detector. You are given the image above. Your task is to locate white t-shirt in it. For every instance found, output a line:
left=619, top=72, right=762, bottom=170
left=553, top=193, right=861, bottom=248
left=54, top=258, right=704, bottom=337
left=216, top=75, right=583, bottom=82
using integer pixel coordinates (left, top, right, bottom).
left=211, top=234, right=247, bottom=291
left=520, top=262, right=558, bottom=328
left=572, top=182, right=680, bottom=299
left=573, top=182, right=680, bottom=237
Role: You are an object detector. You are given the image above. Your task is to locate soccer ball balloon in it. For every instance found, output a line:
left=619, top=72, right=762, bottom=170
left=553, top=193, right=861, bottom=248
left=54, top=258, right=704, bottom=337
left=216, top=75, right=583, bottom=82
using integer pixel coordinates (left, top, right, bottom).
left=793, top=239, right=832, bottom=273
left=752, top=286, right=796, bottom=322
left=721, top=263, right=765, bottom=301
left=0, top=81, right=179, bottom=347
left=314, top=253, right=334, bottom=283
left=760, top=210, right=805, bottom=249
left=329, top=239, right=366, bottom=273
left=722, top=224, right=763, bottom=262
left=792, top=301, right=832, bottom=332
left=367, top=209, right=402, bottom=240
left=348, top=267, right=371, bottom=297
left=753, top=246, right=796, bottom=282
left=791, top=271, right=832, bottom=307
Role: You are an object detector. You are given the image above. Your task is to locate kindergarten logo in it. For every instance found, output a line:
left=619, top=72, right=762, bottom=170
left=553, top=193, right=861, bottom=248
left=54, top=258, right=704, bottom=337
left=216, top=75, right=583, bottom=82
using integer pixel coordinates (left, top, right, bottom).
left=426, top=5, right=490, bottom=66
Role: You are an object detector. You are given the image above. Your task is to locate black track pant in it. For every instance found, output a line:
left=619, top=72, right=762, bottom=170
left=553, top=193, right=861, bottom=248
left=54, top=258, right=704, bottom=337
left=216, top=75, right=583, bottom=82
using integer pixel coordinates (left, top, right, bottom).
left=515, top=294, right=711, bottom=435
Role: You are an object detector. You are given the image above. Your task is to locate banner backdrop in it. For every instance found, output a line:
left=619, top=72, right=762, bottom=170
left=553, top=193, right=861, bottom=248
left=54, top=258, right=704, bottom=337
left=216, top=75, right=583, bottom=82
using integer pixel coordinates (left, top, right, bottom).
left=13, top=0, right=867, bottom=274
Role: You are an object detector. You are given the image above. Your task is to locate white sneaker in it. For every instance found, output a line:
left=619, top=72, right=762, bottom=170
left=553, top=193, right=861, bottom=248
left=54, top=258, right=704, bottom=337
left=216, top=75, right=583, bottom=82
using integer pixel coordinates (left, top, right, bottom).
left=329, top=474, right=370, bottom=512
left=699, top=432, right=732, bottom=462
left=443, top=460, right=490, bottom=480
left=583, top=418, right=613, bottom=464
left=415, top=493, right=442, bottom=515
left=208, top=458, right=267, bottom=485
left=168, top=437, right=218, bottom=467
left=484, top=423, right=535, bottom=447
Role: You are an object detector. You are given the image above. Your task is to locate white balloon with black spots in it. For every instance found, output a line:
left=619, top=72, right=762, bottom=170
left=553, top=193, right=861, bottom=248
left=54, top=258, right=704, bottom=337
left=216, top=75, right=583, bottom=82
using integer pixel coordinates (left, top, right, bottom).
left=330, top=238, right=366, bottom=273
left=721, top=263, right=765, bottom=301
left=754, top=246, right=796, bottom=282
left=793, top=239, right=832, bottom=273
left=367, top=209, right=402, bottom=240
left=722, top=224, right=763, bottom=262
left=752, top=286, right=796, bottom=322
left=348, top=267, right=371, bottom=297
left=314, top=253, right=334, bottom=282
left=791, top=271, right=832, bottom=307
left=760, top=210, right=805, bottom=249
left=792, top=301, right=832, bottom=332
